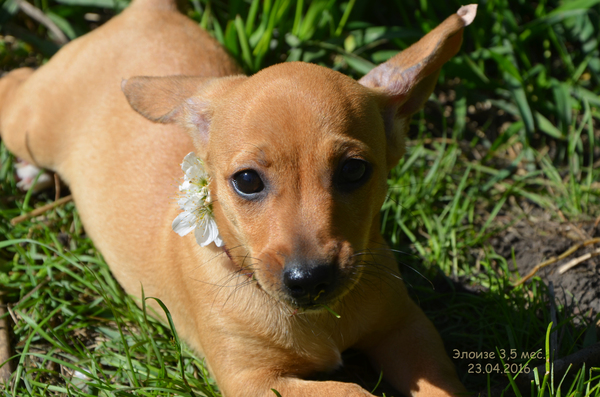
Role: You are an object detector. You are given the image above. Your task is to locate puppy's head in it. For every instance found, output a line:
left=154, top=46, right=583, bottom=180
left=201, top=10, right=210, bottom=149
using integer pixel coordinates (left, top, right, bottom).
left=123, top=5, right=476, bottom=310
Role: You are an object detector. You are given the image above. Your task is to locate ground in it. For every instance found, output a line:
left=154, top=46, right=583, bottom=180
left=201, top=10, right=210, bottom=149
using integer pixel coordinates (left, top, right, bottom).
left=491, top=206, right=600, bottom=319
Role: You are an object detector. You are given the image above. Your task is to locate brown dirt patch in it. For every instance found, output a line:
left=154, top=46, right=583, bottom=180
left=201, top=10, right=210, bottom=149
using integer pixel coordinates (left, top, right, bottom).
left=490, top=207, right=600, bottom=319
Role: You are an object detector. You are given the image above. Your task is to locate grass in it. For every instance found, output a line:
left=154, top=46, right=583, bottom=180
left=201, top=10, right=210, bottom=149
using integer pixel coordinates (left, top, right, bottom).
left=1, top=0, right=600, bottom=396
left=1, top=151, right=219, bottom=396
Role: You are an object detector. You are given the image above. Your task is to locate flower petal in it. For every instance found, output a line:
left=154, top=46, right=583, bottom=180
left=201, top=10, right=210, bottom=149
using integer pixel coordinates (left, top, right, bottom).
left=181, top=152, right=209, bottom=182
left=194, top=219, right=212, bottom=247
left=172, top=212, right=197, bottom=236
left=206, top=219, right=224, bottom=247
left=181, top=152, right=198, bottom=173
left=179, top=180, right=191, bottom=192
left=179, top=195, right=202, bottom=212
left=194, top=218, right=221, bottom=247
left=213, top=232, right=224, bottom=248
left=174, top=152, right=222, bottom=247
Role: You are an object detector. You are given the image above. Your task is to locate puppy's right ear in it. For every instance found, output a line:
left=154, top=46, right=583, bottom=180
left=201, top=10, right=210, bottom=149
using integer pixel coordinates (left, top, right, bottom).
left=359, top=4, right=476, bottom=169
left=122, top=75, right=246, bottom=151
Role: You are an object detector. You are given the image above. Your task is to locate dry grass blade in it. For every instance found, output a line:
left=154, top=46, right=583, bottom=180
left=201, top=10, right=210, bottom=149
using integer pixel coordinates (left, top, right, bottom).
left=14, top=0, right=68, bottom=45
left=513, top=237, right=600, bottom=286
left=558, top=247, right=600, bottom=274
left=0, top=296, right=12, bottom=381
left=10, top=194, right=73, bottom=225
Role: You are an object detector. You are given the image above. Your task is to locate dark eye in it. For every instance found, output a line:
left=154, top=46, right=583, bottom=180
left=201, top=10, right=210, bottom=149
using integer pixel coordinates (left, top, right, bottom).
left=337, top=159, right=370, bottom=190
left=233, top=170, right=264, bottom=196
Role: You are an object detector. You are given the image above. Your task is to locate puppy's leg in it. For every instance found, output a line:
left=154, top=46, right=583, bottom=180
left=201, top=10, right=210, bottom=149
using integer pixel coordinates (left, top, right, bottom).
left=193, top=331, right=376, bottom=397
left=365, top=302, right=465, bottom=397
left=0, top=65, right=73, bottom=174
left=215, top=368, right=376, bottom=397
left=267, top=378, right=375, bottom=397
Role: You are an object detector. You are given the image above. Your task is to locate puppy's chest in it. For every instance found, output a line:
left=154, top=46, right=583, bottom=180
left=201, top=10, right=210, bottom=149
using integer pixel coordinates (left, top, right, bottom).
left=262, top=309, right=365, bottom=361
left=266, top=314, right=347, bottom=371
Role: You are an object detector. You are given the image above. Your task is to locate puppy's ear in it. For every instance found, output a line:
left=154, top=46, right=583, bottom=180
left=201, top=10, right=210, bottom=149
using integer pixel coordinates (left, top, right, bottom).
left=122, top=75, right=246, bottom=153
left=359, top=4, right=476, bottom=167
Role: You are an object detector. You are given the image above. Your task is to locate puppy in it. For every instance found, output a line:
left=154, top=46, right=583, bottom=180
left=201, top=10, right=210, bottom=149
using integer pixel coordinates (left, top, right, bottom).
left=0, top=1, right=476, bottom=395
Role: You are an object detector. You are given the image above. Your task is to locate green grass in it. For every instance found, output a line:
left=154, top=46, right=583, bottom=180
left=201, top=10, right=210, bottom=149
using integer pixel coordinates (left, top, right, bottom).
left=1, top=0, right=600, bottom=396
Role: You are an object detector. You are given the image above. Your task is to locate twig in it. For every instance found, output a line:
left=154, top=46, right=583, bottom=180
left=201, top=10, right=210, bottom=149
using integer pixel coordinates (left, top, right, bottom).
left=568, top=222, right=590, bottom=241
left=558, top=247, right=600, bottom=274
left=10, top=195, right=73, bottom=226
left=557, top=209, right=567, bottom=222
left=5, top=306, right=16, bottom=325
left=513, top=237, right=600, bottom=286
left=15, top=279, right=49, bottom=307
left=53, top=173, right=61, bottom=202
left=15, top=0, right=68, bottom=45
left=0, top=296, right=12, bottom=381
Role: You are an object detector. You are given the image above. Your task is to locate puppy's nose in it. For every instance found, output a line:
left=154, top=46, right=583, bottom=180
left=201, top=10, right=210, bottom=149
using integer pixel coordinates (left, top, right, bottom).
left=282, top=262, right=335, bottom=306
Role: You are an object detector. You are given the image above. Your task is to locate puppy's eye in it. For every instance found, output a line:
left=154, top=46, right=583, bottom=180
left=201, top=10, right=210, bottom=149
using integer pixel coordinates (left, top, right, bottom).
left=233, top=170, right=264, bottom=195
left=336, top=159, right=370, bottom=191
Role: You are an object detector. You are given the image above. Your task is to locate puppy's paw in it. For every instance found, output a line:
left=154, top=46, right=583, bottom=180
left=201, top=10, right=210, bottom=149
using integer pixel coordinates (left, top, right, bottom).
left=264, top=379, right=376, bottom=397
left=14, top=159, right=53, bottom=192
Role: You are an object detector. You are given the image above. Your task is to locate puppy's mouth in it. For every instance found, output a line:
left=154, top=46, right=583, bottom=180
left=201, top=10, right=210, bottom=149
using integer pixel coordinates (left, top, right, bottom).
left=285, top=286, right=339, bottom=311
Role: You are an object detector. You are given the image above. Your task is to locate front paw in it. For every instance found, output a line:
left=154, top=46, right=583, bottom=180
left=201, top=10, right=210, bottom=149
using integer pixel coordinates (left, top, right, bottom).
left=264, top=379, right=376, bottom=397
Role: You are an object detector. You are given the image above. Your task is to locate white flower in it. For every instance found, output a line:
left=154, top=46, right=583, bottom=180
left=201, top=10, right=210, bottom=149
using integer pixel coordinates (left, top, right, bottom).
left=172, top=152, right=223, bottom=247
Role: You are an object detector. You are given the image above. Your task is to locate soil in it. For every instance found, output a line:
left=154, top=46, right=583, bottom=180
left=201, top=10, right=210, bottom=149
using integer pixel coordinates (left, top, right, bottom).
left=490, top=205, right=600, bottom=319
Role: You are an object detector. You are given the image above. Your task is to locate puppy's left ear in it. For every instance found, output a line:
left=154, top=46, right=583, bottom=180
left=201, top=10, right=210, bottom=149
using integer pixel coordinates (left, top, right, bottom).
left=122, top=75, right=246, bottom=159
left=359, top=4, right=476, bottom=168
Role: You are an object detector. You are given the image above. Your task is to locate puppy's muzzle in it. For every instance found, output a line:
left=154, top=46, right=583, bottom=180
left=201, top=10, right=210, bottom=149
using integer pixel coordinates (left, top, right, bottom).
left=282, top=260, right=337, bottom=308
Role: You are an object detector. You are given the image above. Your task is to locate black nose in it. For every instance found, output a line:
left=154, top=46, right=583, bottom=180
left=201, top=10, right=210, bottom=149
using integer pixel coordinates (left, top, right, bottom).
left=282, top=262, right=335, bottom=306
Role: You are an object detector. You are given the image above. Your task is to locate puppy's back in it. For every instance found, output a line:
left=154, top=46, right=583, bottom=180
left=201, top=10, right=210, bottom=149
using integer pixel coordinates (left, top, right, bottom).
left=0, top=0, right=241, bottom=312
left=0, top=0, right=240, bottom=171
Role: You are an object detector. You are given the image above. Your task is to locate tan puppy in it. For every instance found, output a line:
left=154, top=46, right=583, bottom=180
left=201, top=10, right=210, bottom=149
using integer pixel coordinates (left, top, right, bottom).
left=0, top=1, right=476, bottom=396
